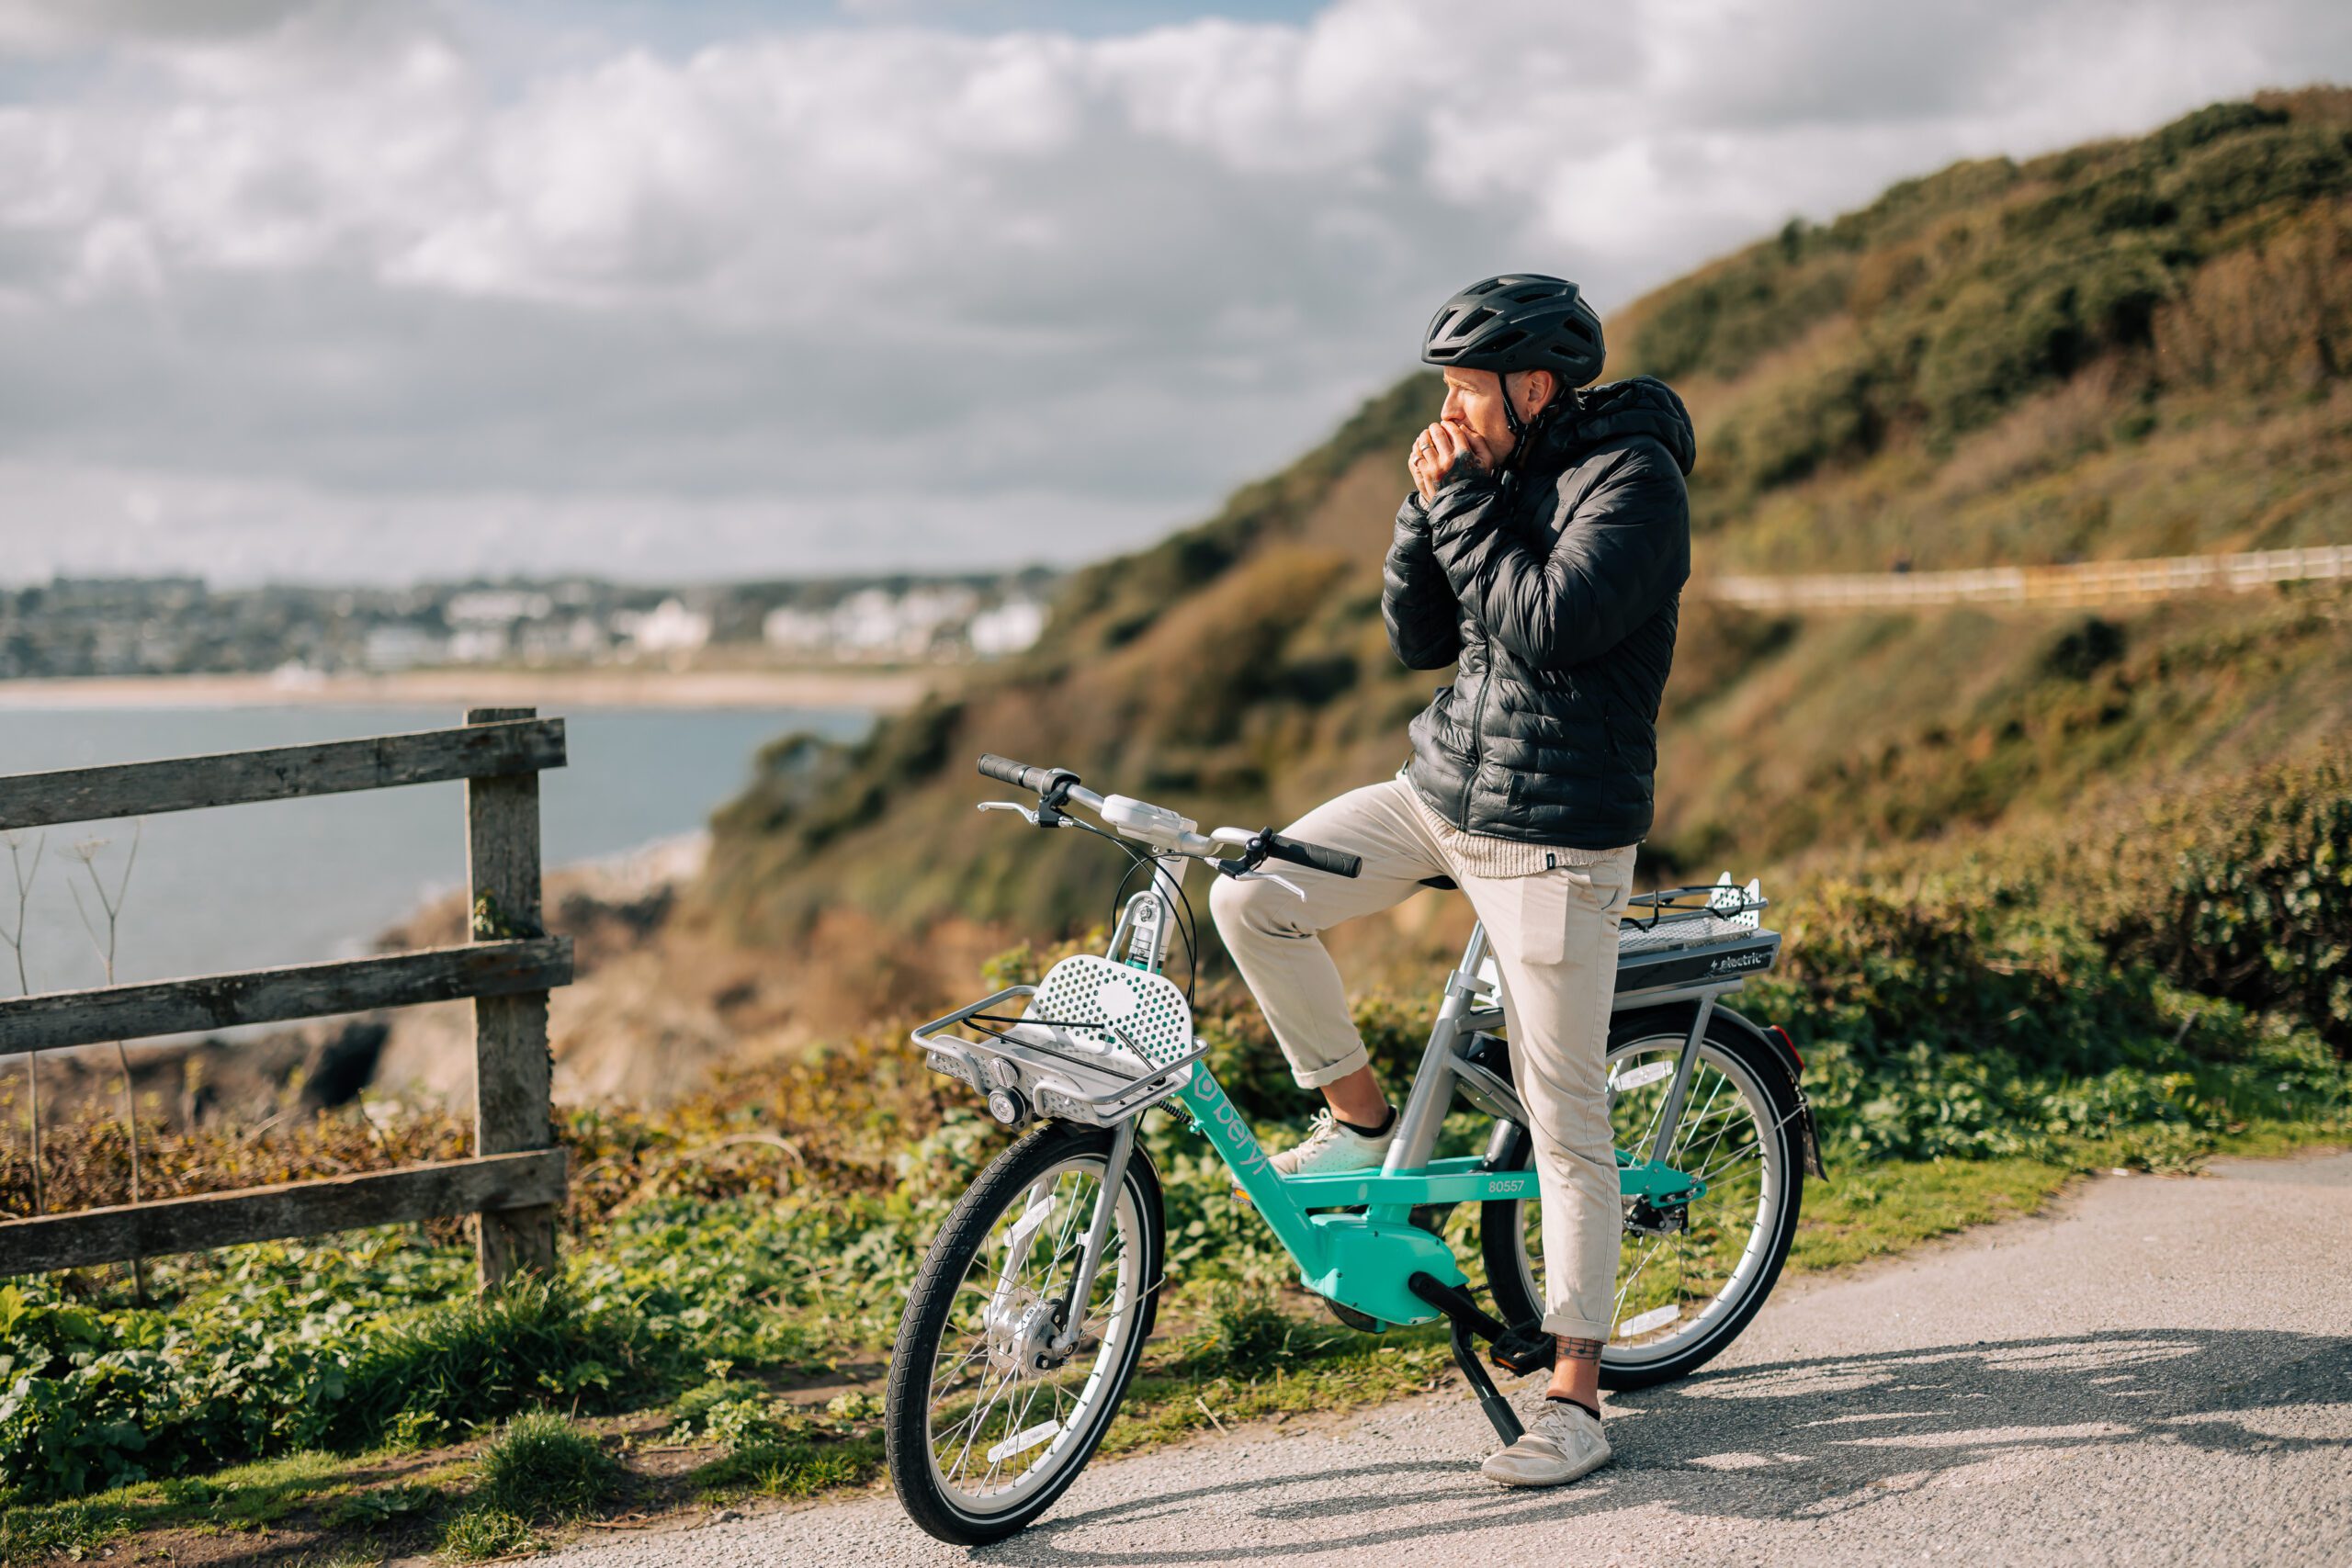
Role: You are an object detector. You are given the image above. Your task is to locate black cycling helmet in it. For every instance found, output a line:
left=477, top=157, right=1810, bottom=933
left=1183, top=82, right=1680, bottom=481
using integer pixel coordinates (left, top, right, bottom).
left=1422, top=274, right=1606, bottom=443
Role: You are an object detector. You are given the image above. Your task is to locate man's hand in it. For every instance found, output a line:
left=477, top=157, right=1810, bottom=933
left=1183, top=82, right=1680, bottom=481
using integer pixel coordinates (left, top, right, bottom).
left=1409, top=420, right=1495, bottom=505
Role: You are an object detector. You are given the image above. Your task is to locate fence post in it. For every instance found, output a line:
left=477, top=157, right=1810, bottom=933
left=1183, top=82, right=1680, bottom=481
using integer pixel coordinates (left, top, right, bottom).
left=465, top=706, right=560, bottom=1289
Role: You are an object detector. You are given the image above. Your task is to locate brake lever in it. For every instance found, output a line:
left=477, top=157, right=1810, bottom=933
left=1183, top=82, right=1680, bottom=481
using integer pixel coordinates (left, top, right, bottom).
left=978, top=800, right=1044, bottom=826
left=1238, top=868, right=1306, bottom=900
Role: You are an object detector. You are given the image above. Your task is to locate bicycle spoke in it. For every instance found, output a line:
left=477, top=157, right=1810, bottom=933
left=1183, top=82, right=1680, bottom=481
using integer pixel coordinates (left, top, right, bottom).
left=920, top=1149, right=1142, bottom=1514
left=1613, top=1234, right=1667, bottom=1319
left=1692, top=1138, right=1766, bottom=1189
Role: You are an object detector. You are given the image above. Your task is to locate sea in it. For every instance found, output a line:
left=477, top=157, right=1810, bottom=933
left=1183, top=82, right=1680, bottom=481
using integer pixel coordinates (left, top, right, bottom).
left=0, top=704, right=872, bottom=998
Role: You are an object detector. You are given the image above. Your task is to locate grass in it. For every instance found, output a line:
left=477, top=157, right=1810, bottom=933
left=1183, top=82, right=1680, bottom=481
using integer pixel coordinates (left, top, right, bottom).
left=438, top=1505, right=539, bottom=1562
left=472, top=1415, right=624, bottom=1524
left=0, top=1448, right=460, bottom=1562
left=1790, top=1156, right=2075, bottom=1272
left=689, top=1434, right=885, bottom=1502
left=6, top=1140, right=2341, bottom=1562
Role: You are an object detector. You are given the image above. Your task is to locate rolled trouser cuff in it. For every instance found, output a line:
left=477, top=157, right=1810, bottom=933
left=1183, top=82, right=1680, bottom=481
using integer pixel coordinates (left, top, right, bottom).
left=1290, top=1043, right=1372, bottom=1090
left=1541, top=1312, right=1614, bottom=1343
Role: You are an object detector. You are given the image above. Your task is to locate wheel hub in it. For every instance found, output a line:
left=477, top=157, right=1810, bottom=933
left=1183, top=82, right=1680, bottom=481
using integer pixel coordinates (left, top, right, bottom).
left=985, top=1290, right=1068, bottom=1373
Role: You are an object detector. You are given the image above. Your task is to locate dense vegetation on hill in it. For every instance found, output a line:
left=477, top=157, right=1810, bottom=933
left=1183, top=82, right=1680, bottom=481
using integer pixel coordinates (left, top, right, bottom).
left=702, top=88, right=2352, bottom=956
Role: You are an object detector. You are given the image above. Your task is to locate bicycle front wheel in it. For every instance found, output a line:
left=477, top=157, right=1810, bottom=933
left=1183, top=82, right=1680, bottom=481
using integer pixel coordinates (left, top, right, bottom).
left=1482, top=1005, right=1805, bottom=1390
left=884, top=1120, right=1164, bottom=1546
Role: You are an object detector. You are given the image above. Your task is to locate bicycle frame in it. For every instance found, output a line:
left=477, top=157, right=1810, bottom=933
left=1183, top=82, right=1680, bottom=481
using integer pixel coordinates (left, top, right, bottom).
left=1170, top=919, right=1719, bottom=1327
left=919, top=822, right=1757, bottom=1336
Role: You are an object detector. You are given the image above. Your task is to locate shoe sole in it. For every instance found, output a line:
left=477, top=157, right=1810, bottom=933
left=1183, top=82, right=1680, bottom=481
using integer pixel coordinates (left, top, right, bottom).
left=1480, top=1449, right=1611, bottom=1488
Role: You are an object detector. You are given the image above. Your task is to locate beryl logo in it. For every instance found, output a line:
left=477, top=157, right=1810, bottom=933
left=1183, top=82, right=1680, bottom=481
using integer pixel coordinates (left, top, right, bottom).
left=1191, top=1078, right=1269, bottom=1173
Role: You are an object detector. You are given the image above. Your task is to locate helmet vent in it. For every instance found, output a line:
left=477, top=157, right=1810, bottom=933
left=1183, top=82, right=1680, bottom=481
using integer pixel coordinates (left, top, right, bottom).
left=1419, top=272, right=1605, bottom=386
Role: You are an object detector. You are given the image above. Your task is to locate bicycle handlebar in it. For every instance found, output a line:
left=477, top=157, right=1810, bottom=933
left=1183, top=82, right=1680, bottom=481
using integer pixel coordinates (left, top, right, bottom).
left=977, top=753, right=1069, bottom=795
left=1254, top=831, right=1363, bottom=880
left=976, top=751, right=1361, bottom=879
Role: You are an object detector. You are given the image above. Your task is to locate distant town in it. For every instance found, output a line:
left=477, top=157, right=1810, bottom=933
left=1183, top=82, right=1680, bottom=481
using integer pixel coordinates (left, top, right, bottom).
left=0, top=570, right=1057, bottom=681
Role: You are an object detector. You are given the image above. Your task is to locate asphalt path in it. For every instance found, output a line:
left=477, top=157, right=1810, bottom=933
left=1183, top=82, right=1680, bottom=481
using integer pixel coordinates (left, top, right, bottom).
left=550, top=1151, right=2352, bottom=1568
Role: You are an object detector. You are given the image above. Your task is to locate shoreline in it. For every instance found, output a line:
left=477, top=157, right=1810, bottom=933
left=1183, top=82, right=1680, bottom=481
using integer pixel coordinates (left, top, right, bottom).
left=0, top=665, right=933, bottom=712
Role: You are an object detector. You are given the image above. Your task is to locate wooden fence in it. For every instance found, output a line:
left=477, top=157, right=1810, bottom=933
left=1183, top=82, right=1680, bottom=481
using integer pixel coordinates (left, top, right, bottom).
left=1707, top=543, right=2352, bottom=612
left=0, top=708, right=572, bottom=1288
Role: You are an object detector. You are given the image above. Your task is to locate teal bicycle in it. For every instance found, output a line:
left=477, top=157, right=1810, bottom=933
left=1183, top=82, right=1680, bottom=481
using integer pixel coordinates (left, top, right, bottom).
left=884, top=755, right=1823, bottom=1544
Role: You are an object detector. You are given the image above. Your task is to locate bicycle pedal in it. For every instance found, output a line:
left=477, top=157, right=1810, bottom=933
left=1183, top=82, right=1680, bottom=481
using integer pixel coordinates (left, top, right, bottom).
left=1489, top=1323, right=1556, bottom=1376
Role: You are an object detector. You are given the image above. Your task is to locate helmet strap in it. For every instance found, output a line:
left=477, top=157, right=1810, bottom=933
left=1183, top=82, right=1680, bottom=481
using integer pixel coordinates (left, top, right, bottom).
left=1500, top=370, right=1566, bottom=471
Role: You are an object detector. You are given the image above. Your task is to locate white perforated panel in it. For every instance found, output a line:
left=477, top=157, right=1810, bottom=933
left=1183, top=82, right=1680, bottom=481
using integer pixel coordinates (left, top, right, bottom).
left=1025, top=955, right=1195, bottom=1071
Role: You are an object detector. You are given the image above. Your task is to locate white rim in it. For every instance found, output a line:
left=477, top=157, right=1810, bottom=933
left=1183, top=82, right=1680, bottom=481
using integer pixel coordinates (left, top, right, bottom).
left=922, top=1153, right=1144, bottom=1517
left=1509, top=1032, right=1787, bottom=1370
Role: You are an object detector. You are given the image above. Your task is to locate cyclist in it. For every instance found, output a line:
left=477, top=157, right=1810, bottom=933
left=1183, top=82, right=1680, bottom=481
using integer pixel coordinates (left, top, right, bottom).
left=1210, top=274, right=1694, bottom=1488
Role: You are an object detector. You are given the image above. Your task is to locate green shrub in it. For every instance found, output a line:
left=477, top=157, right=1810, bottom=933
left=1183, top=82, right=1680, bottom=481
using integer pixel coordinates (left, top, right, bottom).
left=472, top=1413, right=621, bottom=1523
left=438, top=1505, right=537, bottom=1562
left=2087, top=753, right=2352, bottom=1048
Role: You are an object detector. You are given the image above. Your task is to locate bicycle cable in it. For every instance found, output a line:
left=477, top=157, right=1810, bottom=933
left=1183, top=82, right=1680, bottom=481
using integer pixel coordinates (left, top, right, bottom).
left=1064, top=813, right=1202, bottom=1008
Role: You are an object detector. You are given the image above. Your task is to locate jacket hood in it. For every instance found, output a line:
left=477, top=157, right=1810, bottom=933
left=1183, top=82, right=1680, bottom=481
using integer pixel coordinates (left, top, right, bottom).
left=1539, top=375, right=1697, bottom=477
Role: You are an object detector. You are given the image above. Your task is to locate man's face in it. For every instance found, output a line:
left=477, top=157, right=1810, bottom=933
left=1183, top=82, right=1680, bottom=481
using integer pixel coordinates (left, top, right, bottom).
left=1441, top=367, right=1530, bottom=465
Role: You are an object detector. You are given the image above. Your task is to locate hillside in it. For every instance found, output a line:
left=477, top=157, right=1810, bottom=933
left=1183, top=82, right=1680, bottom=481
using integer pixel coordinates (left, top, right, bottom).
left=696, top=88, right=2352, bottom=1003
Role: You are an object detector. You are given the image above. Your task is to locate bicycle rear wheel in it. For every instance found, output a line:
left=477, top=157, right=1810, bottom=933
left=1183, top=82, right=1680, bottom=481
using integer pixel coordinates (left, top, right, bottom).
left=1482, top=1005, right=1804, bottom=1389
left=885, top=1120, right=1164, bottom=1545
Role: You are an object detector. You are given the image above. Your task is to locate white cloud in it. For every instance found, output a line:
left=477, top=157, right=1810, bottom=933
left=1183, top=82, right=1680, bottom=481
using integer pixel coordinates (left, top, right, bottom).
left=0, top=0, right=2345, bottom=583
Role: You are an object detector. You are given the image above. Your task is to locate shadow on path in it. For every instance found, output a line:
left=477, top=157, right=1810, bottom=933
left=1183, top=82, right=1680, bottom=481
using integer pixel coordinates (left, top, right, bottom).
left=973, top=1328, right=2350, bottom=1563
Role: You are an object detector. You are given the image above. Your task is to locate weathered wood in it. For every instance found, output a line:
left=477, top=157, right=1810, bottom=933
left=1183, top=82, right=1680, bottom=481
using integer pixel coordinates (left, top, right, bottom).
left=0, top=718, right=566, bottom=831
left=0, top=938, right=572, bottom=1054
left=0, top=1150, right=568, bottom=1275
left=466, top=708, right=559, bottom=1288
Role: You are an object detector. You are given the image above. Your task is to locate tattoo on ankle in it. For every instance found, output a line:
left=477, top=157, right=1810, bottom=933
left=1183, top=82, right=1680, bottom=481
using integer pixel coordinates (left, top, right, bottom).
left=1557, top=1337, right=1603, bottom=1362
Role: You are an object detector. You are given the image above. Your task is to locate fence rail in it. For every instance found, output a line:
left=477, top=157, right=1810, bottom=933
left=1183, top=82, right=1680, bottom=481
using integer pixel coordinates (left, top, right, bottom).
left=1707, top=544, right=2352, bottom=613
left=2, top=1151, right=568, bottom=1276
left=0, top=716, right=565, bottom=830
left=0, top=708, right=571, bottom=1288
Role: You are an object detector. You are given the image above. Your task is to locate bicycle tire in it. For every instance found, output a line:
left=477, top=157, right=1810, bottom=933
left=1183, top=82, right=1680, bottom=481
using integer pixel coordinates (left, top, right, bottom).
left=1481, top=1004, right=1805, bottom=1390
left=885, top=1120, right=1165, bottom=1545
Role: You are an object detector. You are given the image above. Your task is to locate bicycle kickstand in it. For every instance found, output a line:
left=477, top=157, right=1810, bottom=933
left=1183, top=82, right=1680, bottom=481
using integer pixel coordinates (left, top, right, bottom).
left=1407, top=1271, right=1555, bottom=1447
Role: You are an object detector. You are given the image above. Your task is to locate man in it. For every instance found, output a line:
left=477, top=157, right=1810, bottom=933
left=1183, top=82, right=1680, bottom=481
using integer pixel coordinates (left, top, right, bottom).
left=1209, top=273, right=1694, bottom=1488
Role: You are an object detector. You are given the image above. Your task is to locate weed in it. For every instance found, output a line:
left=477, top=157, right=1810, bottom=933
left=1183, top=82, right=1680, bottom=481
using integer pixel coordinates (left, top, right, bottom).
left=472, top=1414, right=622, bottom=1524
left=437, top=1505, right=537, bottom=1562
left=0, top=1496, right=130, bottom=1561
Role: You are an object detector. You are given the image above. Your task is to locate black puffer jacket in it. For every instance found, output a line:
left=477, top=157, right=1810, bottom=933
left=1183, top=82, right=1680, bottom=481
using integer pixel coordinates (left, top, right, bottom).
left=1383, top=376, right=1695, bottom=850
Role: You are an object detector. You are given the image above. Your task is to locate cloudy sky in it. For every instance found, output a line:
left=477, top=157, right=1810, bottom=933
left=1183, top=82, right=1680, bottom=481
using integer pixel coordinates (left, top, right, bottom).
left=0, top=0, right=2345, bottom=585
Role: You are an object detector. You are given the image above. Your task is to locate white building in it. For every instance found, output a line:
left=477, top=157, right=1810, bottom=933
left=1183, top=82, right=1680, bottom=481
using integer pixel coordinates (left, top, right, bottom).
left=363, top=623, right=450, bottom=671
left=616, top=597, right=712, bottom=657
left=968, top=598, right=1046, bottom=658
left=446, top=590, right=553, bottom=626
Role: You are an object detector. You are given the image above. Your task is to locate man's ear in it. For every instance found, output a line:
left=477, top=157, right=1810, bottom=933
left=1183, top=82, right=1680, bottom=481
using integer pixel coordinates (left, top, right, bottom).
left=1521, top=368, right=1558, bottom=419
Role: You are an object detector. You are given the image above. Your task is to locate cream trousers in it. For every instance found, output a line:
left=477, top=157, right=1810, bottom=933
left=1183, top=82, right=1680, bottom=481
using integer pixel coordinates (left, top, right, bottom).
left=1207, top=776, right=1635, bottom=1341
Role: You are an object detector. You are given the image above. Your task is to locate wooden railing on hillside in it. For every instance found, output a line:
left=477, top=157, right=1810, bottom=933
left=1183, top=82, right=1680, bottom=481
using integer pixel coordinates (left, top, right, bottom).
left=0, top=708, right=572, bottom=1288
left=1708, top=544, right=2352, bottom=612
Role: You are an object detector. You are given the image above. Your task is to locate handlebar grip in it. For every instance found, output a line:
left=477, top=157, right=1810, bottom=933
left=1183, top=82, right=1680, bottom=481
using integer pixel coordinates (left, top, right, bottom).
left=978, top=753, right=1059, bottom=794
left=1260, top=832, right=1363, bottom=879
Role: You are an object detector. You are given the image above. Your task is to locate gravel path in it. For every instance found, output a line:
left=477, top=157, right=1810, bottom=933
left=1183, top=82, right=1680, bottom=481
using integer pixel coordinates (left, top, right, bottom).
left=551, top=1152, right=2352, bottom=1568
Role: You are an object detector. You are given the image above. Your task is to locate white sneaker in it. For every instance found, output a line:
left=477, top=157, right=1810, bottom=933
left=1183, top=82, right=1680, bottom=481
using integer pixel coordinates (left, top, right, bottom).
left=1481, top=1397, right=1611, bottom=1487
left=1269, top=1109, right=1395, bottom=1177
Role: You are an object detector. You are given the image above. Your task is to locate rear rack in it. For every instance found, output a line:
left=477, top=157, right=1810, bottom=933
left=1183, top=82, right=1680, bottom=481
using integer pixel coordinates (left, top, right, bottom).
left=1615, top=874, right=1778, bottom=998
